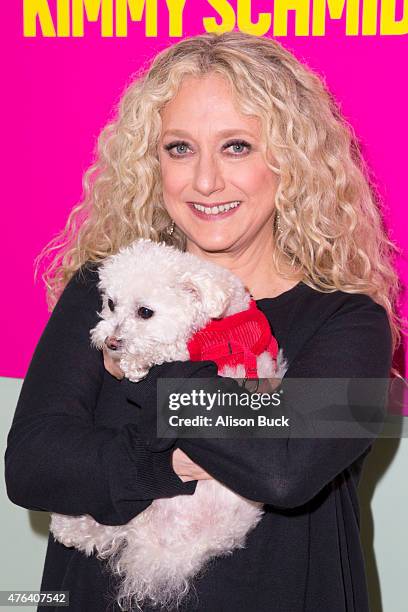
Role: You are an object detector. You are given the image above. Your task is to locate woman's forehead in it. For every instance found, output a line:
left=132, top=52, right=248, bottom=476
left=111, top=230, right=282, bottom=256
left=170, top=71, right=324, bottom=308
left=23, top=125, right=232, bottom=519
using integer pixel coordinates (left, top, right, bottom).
left=159, top=75, right=262, bottom=138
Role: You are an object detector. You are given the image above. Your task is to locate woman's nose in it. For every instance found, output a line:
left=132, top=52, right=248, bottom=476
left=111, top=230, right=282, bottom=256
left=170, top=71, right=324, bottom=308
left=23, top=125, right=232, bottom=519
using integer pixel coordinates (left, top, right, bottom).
left=192, top=153, right=225, bottom=195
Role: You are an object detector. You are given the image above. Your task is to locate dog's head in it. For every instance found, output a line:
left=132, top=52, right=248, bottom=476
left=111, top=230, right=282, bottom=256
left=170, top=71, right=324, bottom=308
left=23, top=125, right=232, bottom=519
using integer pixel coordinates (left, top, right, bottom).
left=90, top=239, right=249, bottom=369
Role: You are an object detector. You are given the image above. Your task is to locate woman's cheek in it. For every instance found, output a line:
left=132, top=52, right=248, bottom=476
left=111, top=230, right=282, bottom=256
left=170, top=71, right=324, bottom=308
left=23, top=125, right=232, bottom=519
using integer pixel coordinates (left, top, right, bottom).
left=161, top=165, right=191, bottom=199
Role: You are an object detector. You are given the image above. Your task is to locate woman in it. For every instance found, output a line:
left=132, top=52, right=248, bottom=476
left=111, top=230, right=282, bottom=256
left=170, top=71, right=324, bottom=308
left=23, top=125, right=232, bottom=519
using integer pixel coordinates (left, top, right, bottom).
left=5, top=32, right=402, bottom=611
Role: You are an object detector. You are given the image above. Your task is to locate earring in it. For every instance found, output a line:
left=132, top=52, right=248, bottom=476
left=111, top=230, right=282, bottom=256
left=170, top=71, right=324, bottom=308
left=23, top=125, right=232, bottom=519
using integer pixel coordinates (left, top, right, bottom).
left=166, top=220, right=175, bottom=236
left=276, top=212, right=283, bottom=236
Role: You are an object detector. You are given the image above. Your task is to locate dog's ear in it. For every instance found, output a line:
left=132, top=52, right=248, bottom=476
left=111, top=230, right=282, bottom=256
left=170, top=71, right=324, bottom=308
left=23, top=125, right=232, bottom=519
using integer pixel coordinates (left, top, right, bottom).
left=179, top=271, right=230, bottom=319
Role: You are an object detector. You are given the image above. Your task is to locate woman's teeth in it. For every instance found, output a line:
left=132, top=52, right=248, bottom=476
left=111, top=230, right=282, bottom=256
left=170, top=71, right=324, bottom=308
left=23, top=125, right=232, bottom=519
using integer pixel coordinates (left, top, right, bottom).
left=192, top=201, right=241, bottom=215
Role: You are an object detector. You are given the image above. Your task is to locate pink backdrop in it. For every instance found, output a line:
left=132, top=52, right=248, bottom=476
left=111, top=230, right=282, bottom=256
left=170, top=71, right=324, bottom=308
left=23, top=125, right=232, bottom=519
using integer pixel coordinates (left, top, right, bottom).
left=3, top=3, right=408, bottom=397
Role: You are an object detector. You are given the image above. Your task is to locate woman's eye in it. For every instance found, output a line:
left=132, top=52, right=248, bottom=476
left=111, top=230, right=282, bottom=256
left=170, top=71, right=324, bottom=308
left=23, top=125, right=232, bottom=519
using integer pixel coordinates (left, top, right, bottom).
left=224, top=140, right=251, bottom=155
left=137, top=306, right=154, bottom=319
left=164, top=141, right=191, bottom=157
left=108, top=298, right=115, bottom=312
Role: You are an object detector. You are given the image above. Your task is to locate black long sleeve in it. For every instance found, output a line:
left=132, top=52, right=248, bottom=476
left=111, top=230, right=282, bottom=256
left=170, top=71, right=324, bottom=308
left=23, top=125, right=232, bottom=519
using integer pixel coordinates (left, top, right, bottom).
left=4, top=265, right=217, bottom=525
left=180, top=296, right=391, bottom=508
left=123, top=290, right=393, bottom=509
left=12, top=272, right=390, bottom=612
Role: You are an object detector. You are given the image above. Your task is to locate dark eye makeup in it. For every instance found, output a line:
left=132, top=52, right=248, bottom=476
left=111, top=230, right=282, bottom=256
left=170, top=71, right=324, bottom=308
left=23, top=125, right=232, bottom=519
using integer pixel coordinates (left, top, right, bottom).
left=163, top=139, right=252, bottom=157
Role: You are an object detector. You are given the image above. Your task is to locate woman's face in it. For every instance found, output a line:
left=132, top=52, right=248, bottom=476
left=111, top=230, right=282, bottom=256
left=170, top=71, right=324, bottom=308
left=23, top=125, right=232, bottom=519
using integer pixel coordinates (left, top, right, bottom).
left=158, top=73, right=279, bottom=254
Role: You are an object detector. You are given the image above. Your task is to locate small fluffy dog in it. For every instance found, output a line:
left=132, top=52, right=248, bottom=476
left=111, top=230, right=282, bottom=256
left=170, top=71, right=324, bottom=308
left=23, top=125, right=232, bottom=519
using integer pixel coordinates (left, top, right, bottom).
left=50, top=239, right=287, bottom=611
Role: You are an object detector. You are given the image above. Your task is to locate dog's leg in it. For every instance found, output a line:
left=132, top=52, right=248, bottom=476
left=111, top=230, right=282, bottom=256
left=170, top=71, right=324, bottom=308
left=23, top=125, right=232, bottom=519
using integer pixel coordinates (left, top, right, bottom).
left=256, top=348, right=288, bottom=379
left=218, top=363, right=246, bottom=378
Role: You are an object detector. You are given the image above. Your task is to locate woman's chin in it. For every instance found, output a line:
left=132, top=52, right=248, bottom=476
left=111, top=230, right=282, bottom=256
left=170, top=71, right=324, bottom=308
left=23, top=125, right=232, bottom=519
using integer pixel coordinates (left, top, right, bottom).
left=186, top=232, right=239, bottom=253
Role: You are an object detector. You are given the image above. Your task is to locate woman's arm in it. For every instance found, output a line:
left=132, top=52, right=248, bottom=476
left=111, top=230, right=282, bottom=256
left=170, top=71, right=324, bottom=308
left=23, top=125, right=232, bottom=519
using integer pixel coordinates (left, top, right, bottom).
left=4, top=265, right=216, bottom=525
left=124, top=295, right=393, bottom=509
left=181, top=297, right=392, bottom=508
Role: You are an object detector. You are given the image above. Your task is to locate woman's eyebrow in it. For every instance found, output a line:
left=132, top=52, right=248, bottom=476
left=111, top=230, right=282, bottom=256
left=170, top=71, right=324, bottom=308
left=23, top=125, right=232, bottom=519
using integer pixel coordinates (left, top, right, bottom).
left=162, top=128, right=256, bottom=138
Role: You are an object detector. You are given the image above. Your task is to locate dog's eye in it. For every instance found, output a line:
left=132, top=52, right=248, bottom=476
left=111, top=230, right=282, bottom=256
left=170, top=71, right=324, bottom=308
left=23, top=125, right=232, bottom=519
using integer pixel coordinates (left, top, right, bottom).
left=108, top=298, right=115, bottom=312
left=137, top=306, right=154, bottom=319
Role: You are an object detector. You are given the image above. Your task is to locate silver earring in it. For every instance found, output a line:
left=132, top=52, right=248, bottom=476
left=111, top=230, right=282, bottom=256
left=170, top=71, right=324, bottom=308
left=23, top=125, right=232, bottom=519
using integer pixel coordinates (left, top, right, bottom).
left=276, top=212, right=283, bottom=235
left=166, top=220, right=175, bottom=236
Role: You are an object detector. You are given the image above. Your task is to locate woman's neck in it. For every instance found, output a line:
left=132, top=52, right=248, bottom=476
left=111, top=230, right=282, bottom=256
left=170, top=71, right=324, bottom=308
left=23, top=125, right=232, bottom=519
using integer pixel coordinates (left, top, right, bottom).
left=186, top=236, right=302, bottom=300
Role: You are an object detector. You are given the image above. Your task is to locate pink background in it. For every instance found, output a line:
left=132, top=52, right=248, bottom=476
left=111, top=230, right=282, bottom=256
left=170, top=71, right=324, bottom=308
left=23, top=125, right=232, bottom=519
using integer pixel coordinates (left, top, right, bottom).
left=3, top=3, right=408, bottom=397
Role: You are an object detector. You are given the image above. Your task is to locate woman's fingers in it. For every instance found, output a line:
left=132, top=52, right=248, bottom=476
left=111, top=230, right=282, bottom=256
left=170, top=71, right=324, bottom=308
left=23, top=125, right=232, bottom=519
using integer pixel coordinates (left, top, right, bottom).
left=172, top=448, right=213, bottom=481
left=102, top=346, right=125, bottom=380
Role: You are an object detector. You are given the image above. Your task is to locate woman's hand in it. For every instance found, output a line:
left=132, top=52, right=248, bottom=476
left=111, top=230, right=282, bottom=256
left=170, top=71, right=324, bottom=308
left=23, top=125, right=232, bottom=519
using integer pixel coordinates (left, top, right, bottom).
left=102, top=346, right=125, bottom=380
left=172, top=448, right=213, bottom=482
left=102, top=350, right=213, bottom=482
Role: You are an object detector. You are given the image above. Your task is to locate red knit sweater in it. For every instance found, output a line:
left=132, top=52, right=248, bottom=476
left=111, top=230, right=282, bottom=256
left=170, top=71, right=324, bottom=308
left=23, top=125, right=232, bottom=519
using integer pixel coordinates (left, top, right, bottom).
left=187, top=298, right=278, bottom=378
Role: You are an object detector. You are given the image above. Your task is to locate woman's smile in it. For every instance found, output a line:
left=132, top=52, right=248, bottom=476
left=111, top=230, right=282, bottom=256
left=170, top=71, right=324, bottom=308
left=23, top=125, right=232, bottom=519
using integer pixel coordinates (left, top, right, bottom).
left=187, top=200, right=242, bottom=220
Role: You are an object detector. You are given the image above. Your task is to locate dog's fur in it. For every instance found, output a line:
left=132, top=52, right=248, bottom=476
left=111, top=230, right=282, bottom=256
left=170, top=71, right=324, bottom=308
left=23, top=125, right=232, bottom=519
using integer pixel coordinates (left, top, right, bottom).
left=50, top=239, right=288, bottom=610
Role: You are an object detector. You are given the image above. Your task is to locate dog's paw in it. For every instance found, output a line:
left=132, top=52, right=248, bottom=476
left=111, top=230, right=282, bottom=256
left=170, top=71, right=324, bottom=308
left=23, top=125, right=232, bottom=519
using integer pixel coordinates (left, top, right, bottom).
left=219, top=364, right=246, bottom=378
left=119, top=355, right=149, bottom=383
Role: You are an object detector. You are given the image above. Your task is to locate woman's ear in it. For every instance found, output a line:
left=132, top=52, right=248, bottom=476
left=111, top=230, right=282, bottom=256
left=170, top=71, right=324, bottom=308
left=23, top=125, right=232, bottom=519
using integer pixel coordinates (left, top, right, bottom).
left=179, top=271, right=230, bottom=319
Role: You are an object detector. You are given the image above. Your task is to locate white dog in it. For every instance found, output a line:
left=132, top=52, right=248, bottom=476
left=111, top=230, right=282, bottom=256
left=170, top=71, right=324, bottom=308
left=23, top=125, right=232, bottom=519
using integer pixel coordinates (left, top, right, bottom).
left=50, top=239, right=287, bottom=611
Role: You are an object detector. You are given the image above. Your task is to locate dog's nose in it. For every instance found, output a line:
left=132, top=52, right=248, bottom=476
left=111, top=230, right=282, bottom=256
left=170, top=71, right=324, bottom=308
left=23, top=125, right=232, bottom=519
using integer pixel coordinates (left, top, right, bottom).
left=104, top=336, right=122, bottom=351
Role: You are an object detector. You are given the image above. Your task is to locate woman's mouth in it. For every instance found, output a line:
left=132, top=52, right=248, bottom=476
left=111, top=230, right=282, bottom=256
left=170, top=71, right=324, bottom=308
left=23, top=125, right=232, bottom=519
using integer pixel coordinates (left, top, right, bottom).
left=188, top=201, right=242, bottom=220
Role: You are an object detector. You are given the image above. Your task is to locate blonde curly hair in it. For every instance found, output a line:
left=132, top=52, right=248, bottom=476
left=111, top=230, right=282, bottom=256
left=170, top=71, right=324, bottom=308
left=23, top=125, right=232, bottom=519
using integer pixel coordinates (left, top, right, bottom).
left=35, top=31, right=404, bottom=366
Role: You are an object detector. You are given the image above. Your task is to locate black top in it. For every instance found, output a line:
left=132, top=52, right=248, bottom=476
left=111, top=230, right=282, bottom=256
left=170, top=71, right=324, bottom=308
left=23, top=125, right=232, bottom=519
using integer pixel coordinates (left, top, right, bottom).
left=4, top=264, right=392, bottom=612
